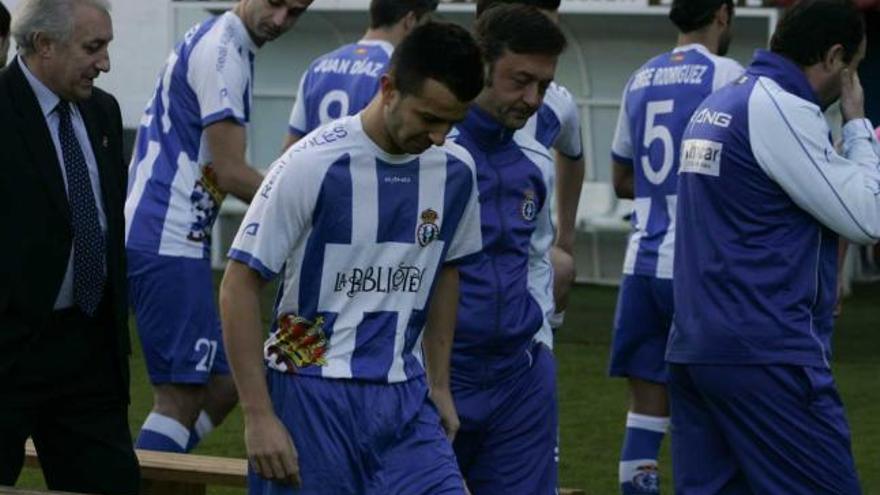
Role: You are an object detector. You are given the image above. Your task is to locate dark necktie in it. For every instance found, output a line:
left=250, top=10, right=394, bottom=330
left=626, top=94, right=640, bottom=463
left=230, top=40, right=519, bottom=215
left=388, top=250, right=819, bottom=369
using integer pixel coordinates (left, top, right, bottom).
left=56, top=102, right=105, bottom=316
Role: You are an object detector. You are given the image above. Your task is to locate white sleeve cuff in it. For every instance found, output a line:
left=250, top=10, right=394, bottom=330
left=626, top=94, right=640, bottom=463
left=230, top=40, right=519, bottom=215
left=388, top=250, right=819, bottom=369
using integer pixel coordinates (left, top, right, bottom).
left=842, top=118, right=875, bottom=142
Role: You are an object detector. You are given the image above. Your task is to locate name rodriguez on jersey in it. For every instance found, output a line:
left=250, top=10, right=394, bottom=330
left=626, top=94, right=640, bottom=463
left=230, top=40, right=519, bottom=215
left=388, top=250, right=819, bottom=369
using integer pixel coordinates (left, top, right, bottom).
left=630, top=64, right=709, bottom=91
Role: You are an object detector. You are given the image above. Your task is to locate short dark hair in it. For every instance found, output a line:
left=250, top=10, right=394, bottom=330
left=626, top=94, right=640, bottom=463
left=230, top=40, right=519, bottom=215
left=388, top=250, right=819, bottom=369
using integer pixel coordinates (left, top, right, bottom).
left=475, top=0, right=561, bottom=18
left=475, top=4, right=566, bottom=66
left=669, top=0, right=734, bottom=33
left=0, top=1, right=10, bottom=37
left=369, top=0, right=438, bottom=29
left=388, top=21, right=483, bottom=102
left=770, top=0, right=865, bottom=66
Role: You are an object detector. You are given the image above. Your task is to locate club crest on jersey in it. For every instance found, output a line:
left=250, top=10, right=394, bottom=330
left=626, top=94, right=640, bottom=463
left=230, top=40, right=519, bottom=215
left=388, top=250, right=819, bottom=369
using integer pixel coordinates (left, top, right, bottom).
left=416, top=208, right=440, bottom=247
left=521, top=190, right=538, bottom=221
left=265, top=314, right=328, bottom=373
left=632, top=464, right=660, bottom=492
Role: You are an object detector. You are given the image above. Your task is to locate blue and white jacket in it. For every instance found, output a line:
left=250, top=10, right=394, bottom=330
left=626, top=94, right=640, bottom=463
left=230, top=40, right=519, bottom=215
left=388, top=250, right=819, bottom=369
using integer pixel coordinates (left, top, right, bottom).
left=668, top=50, right=880, bottom=368
left=450, top=106, right=556, bottom=379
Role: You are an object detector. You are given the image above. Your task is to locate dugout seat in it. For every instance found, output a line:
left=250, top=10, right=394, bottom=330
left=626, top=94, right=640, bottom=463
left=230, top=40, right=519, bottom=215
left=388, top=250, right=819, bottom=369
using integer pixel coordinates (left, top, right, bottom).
left=575, top=181, right=631, bottom=285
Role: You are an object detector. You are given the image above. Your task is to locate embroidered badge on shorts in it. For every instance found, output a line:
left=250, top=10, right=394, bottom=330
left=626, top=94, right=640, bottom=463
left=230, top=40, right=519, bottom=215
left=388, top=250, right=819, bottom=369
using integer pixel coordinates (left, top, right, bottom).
left=521, top=190, right=537, bottom=221
left=265, top=314, right=329, bottom=372
left=416, top=208, right=440, bottom=247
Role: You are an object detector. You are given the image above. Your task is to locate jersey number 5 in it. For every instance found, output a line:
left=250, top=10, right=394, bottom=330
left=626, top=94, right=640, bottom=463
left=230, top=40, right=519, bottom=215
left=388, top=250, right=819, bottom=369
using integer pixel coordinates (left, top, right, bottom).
left=641, top=100, right=674, bottom=185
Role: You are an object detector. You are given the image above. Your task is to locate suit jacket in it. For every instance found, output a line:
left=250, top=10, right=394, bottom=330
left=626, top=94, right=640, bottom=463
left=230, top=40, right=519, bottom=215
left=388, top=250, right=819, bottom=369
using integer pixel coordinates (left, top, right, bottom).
left=0, top=60, right=130, bottom=398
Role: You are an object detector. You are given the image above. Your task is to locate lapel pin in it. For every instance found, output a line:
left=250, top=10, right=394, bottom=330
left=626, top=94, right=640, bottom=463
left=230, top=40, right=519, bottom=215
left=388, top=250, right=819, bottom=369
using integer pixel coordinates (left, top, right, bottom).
left=102, top=136, right=109, bottom=148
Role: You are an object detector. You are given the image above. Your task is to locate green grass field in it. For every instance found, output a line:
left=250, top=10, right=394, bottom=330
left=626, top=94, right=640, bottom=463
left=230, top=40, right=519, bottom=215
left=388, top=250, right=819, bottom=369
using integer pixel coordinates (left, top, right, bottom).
left=17, top=282, right=880, bottom=494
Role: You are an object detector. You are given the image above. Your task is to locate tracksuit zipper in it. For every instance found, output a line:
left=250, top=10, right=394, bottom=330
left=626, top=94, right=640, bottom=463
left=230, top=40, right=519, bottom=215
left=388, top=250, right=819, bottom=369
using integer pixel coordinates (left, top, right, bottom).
left=488, top=152, right=509, bottom=345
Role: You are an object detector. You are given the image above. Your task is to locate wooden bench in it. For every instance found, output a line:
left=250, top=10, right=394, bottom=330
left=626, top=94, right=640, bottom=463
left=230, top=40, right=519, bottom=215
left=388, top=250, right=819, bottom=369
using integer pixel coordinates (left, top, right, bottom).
left=25, top=440, right=244, bottom=495
left=25, top=440, right=585, bottom=494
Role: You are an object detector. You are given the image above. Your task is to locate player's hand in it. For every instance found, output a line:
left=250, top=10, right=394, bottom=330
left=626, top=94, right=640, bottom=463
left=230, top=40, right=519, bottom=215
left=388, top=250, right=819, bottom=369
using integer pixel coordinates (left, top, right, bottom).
left=430, top=387, right=461, bottom=443
left=840, top=68, right=865, bottom=122
left=551, top=246, right=576, bottom=312
left=244, top=410, right=301, bottom=486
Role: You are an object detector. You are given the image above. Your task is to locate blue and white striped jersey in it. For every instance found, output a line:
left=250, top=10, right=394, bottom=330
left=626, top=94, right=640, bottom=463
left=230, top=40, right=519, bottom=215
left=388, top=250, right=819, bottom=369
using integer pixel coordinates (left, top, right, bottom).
left=125, top=12, right=256, bottom=259
left=229, top=115, right=483, bottom=383
left=520, top=82, right=583, bottom=160
left=288, top=40, right=393, bottom=137
left=611, top=44, right=743, bottom=279
left=668, top=50, right=880, bottom=368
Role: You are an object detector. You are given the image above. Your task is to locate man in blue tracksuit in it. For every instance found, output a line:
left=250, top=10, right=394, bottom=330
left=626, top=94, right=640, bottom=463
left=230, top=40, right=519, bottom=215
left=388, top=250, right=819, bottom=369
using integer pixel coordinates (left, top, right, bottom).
left=669, top=0, right=878, bottom=493
left=448, top=5, right=567, bottom=494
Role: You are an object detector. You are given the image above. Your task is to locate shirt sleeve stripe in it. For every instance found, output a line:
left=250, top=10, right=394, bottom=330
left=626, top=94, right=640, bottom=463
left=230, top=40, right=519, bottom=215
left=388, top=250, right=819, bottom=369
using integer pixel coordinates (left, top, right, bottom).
left=612, top=151, right=633, bottom=167
left=228, top=248, right=278, bottom=280
left=203, top=108, right=246, bottom=128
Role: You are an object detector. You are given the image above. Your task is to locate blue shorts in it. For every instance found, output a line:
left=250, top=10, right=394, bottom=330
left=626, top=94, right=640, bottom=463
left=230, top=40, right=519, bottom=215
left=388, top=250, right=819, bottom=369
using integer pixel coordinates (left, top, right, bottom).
left=608, top=274, right=673, bottom=383
left=452, top=342, right=558, bottom=495
left=668, top=364, right=860, bottom=494
left=250, top=372, right=465, bottom=495
left=128, top=250, right=229, bottom=385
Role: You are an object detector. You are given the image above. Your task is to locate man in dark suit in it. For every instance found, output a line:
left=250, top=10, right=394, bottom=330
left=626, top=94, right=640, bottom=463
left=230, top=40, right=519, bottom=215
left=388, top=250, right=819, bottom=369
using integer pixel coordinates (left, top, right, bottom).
left=0, top=2, right=9, bottom=67
left=0, top=0, right=139, bottom=493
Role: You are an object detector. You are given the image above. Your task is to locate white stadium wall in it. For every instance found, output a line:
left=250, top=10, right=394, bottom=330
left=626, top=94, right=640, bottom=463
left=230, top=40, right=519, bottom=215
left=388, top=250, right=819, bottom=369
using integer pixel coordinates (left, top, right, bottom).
left=3, top=0, right=777, bottom=175
left=99, top=1, right=172, bottom=129
left=3, top=0, right=171, bottom=129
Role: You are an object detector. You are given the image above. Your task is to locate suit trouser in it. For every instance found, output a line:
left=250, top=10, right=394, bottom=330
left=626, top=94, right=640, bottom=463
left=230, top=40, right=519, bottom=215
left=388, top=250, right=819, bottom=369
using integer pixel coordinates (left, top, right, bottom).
left=0, top=305, right=140, bottom=494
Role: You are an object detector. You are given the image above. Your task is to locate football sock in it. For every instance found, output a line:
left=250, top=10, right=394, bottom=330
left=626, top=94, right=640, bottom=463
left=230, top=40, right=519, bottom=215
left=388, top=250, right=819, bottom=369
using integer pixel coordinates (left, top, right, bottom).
left=186, top=410, right=215, bottom=452
left=136, top=412, right=190, bottom=453
left=619, top=412, right=668, bottom=494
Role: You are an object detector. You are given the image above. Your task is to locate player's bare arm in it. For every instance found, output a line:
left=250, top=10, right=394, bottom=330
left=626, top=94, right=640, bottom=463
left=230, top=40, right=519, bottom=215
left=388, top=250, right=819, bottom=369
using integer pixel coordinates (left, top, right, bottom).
left=552, top=152, right=584, bottom=312
left=205, top=120, right=265, bottom=203
left=220, top=261, right=300, bottom=486
left=281, top=131, right=303, bottom=153
left=554, top=151, right=585, bottom=255
left=422, top=265, right=461, bottom=442
left=612, top=160, right=634, bottom=199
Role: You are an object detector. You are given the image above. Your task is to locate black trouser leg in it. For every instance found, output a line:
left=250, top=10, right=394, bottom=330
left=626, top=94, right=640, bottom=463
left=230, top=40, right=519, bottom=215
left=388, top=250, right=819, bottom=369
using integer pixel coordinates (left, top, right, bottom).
left=32, top=403, right=140, bottom=495
left=0, top=406, right=29, bottom=486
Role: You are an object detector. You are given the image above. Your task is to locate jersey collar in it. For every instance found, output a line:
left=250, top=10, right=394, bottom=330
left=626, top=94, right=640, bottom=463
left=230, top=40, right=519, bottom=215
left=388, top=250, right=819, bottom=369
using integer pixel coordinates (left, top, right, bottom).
left=358, top=39, right=394, bottom=57
left=458, top=105, right=516, bottom=150
left=673, top=43, right=712, bottom=57
left=225, top=11, right=259, bottom=53
left=353, top=113, right=418, bottom=165
left=747, top=49, right=820, bottom=107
